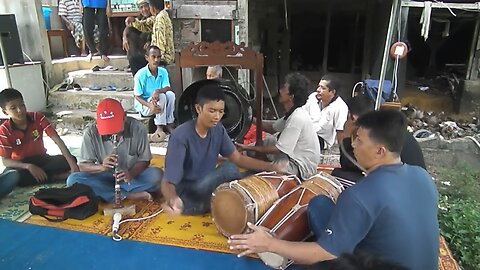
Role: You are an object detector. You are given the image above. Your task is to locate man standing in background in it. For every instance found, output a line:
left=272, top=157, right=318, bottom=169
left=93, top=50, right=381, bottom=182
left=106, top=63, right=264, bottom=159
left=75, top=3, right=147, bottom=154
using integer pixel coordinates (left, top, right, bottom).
left=81, top=0, right=111, bottom=62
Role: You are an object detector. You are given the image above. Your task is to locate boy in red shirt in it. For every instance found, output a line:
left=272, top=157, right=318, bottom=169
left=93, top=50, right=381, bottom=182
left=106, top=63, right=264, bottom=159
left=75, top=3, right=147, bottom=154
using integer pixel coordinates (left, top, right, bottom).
left=0, top=88, right=78, bottom=197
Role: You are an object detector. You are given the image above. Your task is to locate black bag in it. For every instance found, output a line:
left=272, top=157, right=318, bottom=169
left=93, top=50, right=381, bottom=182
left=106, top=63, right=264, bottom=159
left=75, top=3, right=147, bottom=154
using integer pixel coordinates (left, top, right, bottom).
left=29, top=183, right=99, bottom=221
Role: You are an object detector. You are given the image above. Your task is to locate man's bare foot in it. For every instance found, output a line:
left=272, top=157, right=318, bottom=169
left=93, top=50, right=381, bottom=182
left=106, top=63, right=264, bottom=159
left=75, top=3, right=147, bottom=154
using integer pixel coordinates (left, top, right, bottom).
left=101, top=55, right=110, bottom=62
left=127, top=191, right=153, bottom=201
left=85, top=53, right=93, bottom=62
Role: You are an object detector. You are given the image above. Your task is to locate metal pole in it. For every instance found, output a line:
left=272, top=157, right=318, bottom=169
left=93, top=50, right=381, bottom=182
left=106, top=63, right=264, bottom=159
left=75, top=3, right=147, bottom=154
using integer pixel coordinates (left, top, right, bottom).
left=0, top=33, right=13, bottom=88
left=375, top=0, right=400, bottom=110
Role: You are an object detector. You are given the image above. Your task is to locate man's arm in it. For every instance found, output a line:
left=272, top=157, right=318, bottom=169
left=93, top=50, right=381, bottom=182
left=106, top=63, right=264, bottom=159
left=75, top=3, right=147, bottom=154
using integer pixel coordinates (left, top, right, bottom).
left=130, top=16, right=155, bottom=33
left=228, top=150, right=279, bottom=172
left=78, top=161, right=108, bottom=173
left=135, top=95, right=152, bottom=107
left=229, top=223, right=335, bottom=265
left=1, top=156, right=47, bottom=182
left=50, top=134, right=79, bottom=172
left=129, top=160, right=149, bottom=179
left=238, top=143, right=279, bottom=155
left=1, top=156, right=30, bottom=170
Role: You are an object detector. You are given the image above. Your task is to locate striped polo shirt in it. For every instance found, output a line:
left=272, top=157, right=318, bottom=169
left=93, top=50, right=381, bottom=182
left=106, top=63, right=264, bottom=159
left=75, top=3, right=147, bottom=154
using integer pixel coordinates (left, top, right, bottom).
left=58, top=0, right=82, bottom=22
left=0, top=112, right=57, bottom=160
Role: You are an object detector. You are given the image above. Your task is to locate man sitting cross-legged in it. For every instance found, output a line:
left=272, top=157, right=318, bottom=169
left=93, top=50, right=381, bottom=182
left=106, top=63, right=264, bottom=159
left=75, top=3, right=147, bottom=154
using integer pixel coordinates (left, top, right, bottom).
left=134, top=45, right=175, bottom=142
left=236, top=73, right=321, bottom=180
left=160, top=85, right=286, bottom=215
left=67, top=98, right=163, bottom=202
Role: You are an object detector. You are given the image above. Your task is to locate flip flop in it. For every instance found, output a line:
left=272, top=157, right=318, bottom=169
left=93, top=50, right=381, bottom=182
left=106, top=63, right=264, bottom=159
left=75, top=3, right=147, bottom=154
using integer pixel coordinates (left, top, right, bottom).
left=58, top=83, right=69, bottom=91
left=99, top=65, right=117, bottom=71
left=104, top=85, right=117, bottom=91
left=89, top=85, right=102, bottom=91
left=72, top=83, right=82, bottom=91
left=116, top=87, right=130, bottom=92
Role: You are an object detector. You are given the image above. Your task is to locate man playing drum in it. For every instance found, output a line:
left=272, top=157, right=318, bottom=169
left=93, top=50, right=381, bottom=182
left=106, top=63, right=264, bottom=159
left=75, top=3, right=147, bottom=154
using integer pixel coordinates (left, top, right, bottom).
left=236, top=73, right=321, bottom=180
left=161, top=86, right=285, bottom=215
left=229, top=110, right=439, bottom=270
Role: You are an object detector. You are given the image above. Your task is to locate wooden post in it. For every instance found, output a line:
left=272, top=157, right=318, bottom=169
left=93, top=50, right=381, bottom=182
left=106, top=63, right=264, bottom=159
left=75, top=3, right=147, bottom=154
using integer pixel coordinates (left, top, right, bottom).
left=322, top=3, right=332, bottom=75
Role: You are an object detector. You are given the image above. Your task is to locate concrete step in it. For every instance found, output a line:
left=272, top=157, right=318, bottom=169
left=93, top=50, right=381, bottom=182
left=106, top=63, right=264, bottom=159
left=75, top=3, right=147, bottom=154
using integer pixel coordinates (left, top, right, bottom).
left=50, top=55, right=130, bottom=86
left=51, top=108, right=151, bottom=134
left=68, top=69, right=134, bottom=90
left=49, top=88, right=135, bottom=112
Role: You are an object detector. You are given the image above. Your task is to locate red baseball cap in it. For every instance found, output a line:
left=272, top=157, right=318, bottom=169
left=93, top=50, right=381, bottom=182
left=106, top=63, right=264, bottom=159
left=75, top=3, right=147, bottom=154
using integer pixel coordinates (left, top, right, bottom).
left=96, top=98, right=125, bottom=135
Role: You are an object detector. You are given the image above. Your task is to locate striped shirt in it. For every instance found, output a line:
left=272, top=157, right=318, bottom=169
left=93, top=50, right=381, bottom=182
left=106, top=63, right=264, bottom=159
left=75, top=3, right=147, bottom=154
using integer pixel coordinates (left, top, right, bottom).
left=151, top=10, right=175, bottom=65
left=0, top=112, right=57, bottom=160
left=58, top=0, right=82, bottom=23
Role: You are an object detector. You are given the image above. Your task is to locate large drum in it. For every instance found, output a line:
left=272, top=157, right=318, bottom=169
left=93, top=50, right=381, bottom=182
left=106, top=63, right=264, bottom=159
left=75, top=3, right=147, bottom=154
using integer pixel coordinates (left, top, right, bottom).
left=211, top=172, right=301, bottom=238
left=256, top=172, right=344, bottom=269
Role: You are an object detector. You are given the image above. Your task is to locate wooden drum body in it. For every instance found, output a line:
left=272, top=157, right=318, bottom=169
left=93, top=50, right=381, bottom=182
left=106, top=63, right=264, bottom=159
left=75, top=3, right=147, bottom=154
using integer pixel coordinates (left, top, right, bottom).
left=211, top=172, right=301, bottom=238
left=256, top=172, right=344, bottom=269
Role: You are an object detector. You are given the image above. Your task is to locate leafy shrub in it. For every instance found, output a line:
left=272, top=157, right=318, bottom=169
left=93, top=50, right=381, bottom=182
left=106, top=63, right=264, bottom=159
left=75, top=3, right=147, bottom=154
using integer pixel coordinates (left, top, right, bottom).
left=438, top=196, right=480, bottom=270
left=436, top=163, right=480, bottom=270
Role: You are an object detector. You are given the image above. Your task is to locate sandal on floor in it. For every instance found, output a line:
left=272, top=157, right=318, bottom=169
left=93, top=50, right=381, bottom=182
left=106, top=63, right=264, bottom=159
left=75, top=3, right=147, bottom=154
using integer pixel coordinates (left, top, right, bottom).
left=148, top=131, right=167, bottom=143
left=72, top=83, right=82, bottom=91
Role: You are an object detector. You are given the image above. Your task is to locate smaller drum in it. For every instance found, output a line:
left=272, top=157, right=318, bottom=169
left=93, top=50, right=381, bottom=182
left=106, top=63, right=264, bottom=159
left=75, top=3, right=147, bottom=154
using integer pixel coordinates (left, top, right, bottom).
left=256, top=172, right=344, bottom=269
left=211, top=172, right=301, bottom=238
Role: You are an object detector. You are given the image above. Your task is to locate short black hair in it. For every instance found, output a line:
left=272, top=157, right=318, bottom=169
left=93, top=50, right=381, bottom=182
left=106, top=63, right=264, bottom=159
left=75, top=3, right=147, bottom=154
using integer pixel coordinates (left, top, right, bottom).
left=196, top=85, right=225, bottom=106
left=149, top=0, right=164, bottom=10
left=321, top=74, right=340, bottom=95
left=146, top=45, right=161, bottom=56
left=283, top=72, right=312, bottom=118
left=311, top=252, right=408, bottom=270
left=346, top=95, right=374, bottom=117
left=0, top=88, right=24, bottom=109
left=356, top=110, right=407, bottom=154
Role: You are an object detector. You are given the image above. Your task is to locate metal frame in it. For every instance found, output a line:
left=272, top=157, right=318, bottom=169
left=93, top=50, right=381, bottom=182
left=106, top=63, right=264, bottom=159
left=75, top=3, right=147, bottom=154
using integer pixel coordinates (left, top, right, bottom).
left=376, top=0, right=480, bottom=110
left=174, top=41, right=265, bottom=144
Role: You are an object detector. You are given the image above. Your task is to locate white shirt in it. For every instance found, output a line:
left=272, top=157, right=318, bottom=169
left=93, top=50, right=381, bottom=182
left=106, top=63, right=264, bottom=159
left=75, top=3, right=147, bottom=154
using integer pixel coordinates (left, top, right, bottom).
left=275, top=107, right=321, bottom=179
left=314, top=96, right=349, bottom=148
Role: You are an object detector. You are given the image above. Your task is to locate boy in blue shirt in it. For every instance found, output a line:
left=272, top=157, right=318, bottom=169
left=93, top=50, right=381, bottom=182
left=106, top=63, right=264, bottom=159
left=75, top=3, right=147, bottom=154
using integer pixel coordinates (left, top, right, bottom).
left=134, top=45, right=175, bottom=142
left=229, top=110, right=439, bottom=270
left=161, top=86, right=285, bottom=215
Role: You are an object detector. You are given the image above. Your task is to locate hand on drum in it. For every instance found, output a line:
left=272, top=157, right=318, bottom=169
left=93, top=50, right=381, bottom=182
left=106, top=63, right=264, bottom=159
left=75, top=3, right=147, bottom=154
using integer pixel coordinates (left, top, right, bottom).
left=162, top=196, right=184, bottom=215
left=228, top=222, right=273, bottom=257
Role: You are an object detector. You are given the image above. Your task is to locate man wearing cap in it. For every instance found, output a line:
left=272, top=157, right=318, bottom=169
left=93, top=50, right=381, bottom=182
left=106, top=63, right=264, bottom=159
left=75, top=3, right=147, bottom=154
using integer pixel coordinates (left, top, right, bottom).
left=125, top=0, right=155, bottom=35
left=66, top=98, right=162, bottom=202
left=122, top=0, right=152, bottom=53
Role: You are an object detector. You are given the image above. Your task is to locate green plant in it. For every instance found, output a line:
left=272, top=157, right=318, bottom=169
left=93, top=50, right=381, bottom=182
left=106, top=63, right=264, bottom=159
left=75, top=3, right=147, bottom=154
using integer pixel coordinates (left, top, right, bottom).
left=438, top=195, right=480, bottom=270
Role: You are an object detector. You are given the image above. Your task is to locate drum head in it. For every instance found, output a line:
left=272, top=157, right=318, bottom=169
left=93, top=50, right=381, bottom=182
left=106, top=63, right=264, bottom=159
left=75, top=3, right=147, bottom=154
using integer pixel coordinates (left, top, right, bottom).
left=211, top=189, right=250, bottom=237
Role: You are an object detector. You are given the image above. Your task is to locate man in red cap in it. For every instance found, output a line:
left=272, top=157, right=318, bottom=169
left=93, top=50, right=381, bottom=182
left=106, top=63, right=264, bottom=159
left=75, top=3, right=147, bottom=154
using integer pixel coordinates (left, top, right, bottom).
left=66, top=98, right=162, bottom=202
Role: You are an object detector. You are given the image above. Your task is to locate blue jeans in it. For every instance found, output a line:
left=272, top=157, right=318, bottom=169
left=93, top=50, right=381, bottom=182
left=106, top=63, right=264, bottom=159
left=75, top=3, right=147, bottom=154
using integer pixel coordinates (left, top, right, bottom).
left=0, top=170, right=19, bottom=199
left=66, top=167, right=163, bottom=202
left=176, top=161, right=242, bottom=215
left=307, top=195, right=336, bottom=238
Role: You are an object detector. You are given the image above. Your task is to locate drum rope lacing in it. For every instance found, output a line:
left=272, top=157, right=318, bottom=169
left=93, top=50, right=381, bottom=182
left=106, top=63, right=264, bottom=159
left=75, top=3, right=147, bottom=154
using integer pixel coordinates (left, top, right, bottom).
left=269, top=188, right=309, bottom=233
left=229, top=176, right=279, bottom=221
left=303, top=181, right=339, bottom=203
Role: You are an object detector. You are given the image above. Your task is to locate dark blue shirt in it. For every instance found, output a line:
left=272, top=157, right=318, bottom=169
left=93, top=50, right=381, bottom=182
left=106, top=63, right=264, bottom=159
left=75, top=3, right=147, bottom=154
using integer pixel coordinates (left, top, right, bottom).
left=82, top=0, right=107, bottom=8
left=317, top=163, right=439, bottom=270
left=164, top=120, right=235, bottom=185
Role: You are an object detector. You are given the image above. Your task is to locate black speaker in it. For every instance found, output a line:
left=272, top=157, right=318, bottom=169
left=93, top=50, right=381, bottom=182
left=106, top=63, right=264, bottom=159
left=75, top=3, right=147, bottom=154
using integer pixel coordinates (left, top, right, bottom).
left=177, top=79, right=253, bottom=141
left=0, top=14, right=24, bottom=66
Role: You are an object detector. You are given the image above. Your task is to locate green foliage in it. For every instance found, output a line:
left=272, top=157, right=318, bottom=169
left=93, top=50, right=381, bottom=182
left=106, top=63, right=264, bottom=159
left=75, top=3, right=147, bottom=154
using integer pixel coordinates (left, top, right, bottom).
left=436, top=163, right=480, bottom=270
left=438, top=196, right=480, bottom=270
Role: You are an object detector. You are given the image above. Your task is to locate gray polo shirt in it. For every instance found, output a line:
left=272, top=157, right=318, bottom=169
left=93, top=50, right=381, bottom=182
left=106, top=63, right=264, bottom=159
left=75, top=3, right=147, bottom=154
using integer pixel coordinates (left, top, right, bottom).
left=79, top=117, right=151, bottom=170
